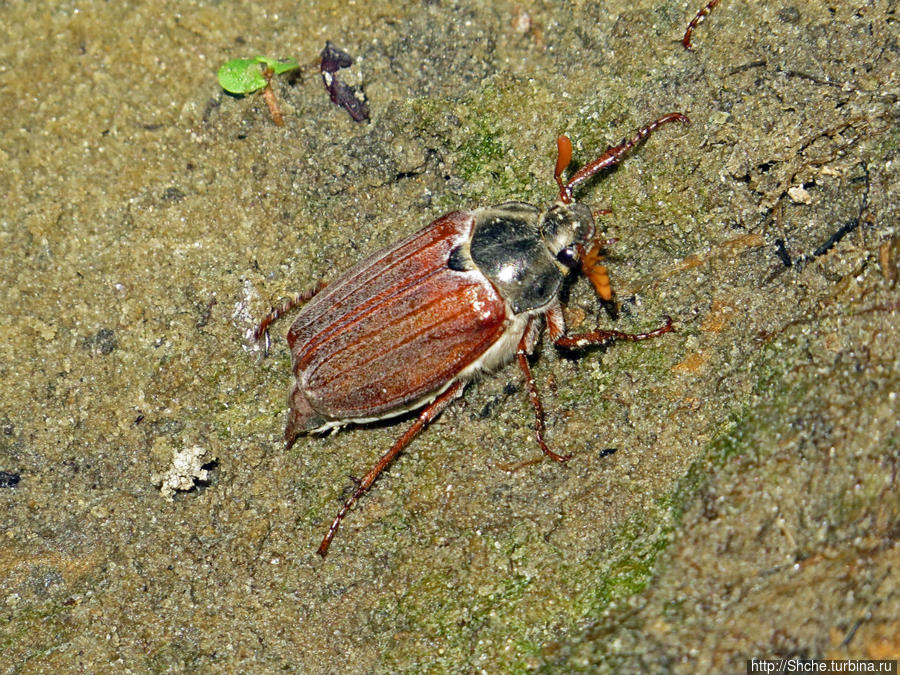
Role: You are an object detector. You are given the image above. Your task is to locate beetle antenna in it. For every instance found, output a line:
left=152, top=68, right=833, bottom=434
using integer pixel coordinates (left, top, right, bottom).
left=564, top=113, right=690, bottom=198
left=576, top=240, right=614, bottom=302
left=554, top=135, right=574, bottom=203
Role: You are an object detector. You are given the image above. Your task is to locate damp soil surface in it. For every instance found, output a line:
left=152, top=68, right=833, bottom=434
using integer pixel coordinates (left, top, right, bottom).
left=1, top=1, right=898, bottom=672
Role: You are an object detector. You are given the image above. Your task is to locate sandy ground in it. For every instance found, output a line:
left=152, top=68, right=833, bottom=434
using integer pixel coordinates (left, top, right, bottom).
left=1, top=1, right=897, bottom=672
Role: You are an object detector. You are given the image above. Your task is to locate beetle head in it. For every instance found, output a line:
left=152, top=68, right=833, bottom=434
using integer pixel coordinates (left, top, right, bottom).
left=539, top=201, right=596, bottom=271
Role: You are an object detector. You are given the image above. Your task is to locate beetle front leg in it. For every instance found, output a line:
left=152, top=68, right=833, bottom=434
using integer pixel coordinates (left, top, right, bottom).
left=516, top=319, right=572, bottom=463
left=554, top=316, right=674, bottom=351
left=561, top=114, right=690, bottom=201
left=317, top=379, right=464, bottom=558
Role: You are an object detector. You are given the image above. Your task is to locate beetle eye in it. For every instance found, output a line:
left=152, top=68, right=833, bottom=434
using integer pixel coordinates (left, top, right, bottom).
left=556, top=247, right=579, bottom=268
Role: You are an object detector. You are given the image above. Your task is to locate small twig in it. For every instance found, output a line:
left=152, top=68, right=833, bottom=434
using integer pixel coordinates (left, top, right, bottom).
left=261, top=67, right=284, bottom=127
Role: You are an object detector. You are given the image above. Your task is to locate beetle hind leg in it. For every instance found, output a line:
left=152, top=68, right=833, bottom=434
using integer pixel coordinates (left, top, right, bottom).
left=317, top=380, right=464, bottom=558
left=252, top=281, right=327, bottom=350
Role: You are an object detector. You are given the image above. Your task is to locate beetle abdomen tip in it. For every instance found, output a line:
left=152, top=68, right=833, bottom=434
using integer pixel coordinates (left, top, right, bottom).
left=285, top=384, right=326, bottom=446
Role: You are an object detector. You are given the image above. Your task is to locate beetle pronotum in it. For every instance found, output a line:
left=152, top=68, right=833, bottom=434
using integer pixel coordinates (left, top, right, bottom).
left=255, top=112, right=690, bottom=556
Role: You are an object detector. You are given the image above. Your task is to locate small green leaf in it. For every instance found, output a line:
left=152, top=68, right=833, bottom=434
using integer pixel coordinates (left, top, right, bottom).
left=254, top=56, right=299, bottom=75
left=217, top=58, right=267, bottom=94
left=267, top=57, right=299, bottom=76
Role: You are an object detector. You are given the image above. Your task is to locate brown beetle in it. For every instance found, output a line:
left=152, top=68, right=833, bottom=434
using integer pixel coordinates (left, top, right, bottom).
left=255, top=112, right=689, bottom=556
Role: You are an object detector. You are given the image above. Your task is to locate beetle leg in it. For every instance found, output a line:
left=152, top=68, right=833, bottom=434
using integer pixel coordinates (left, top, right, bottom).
left=562, top=113, right=690, bottom=200
left=252, top=281, right=327, bottom=349
left=516, top=318, right=572, bottom=463
left=317, top=379, right=464, bottom=558
left=554, top=315, right=674, bottom=351
left=682, top=0, right=722, bottom=50
left=546, top=300, right=566, bottom=343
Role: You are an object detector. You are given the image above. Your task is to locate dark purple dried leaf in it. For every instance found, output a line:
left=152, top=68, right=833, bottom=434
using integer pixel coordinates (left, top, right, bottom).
left=320, top=41, right=354, bottom=73
left=325, top=76, right=370, bottom=123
